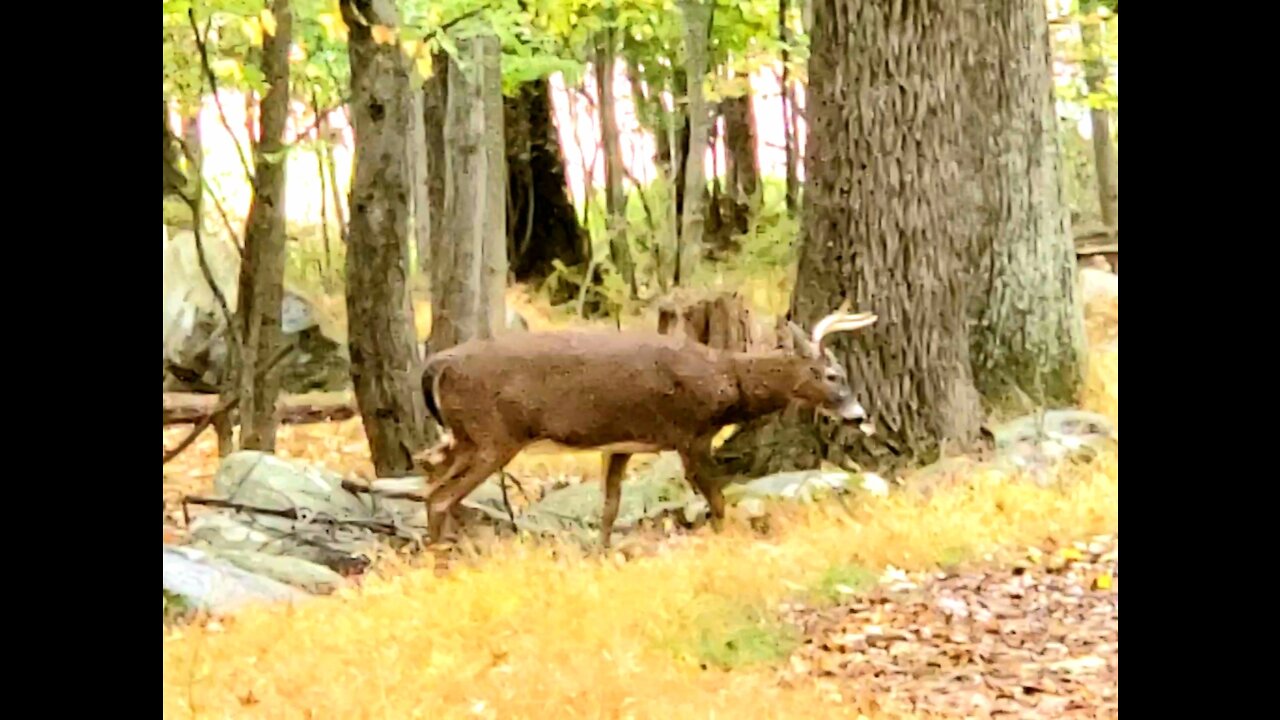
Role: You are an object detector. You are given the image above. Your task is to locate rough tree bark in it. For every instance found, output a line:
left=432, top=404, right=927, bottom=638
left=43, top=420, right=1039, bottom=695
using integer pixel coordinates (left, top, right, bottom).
left=676, top=0, right=712, bottom=285
left=721, top=0, right=984, bottom=474
left=967, top=0, right=1085, bottom=407
left=431, top=31, right=506, bottom=352
left=1080, top=5, right=1117, bottom=231
left=235, top=0, right=292, bottom=452
left=505, top=79, right=588, bottom=285
left=595, top=27, right=637, bottom=295
left=342, top=0, right=429, bottom=476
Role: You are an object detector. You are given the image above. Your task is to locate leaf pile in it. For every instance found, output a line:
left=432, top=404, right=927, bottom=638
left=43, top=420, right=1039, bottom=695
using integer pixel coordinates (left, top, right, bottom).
left=780, top=537, right=1117, bottom=719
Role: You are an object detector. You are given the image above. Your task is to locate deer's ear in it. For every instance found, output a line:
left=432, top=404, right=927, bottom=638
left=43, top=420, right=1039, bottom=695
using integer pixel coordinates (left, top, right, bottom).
left=788, top=321, right=818, bottom=358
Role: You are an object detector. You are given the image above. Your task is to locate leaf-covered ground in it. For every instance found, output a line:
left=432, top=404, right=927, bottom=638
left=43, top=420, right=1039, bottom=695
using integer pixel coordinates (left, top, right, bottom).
left=162, top=294, right=1117, bottom=719
left=780, top=537, right=1117, bottom=718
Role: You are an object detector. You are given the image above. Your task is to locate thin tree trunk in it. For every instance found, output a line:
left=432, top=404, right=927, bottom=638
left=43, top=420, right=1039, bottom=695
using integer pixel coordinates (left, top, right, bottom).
left=676, top=0, right=712, bottom=285
left=409, top=85, right=432, bottom=280
left=310, top=91, right=333, bottom=281
left=778, top=0, right=799, bottom=213
left=1080, top=9, right=1117, bottom=231
left=432, top=32, right=505, bottom=352
left=342, top=0, right=429, bottom=475
left=181, top=113, right=203, bottom=225
left=324, top=134, right=346, bottom=243
left=480, top=35, right=509, bottom=335
left=505, top=79, right=587, bottom=286
left=722, top=89, right=759, bottom=205
left=595, top=28, right=636, bottom=295
left=235, top=0, right=293, bottom=452
left=422, top=56, right=448, bottom=265
left=967, top=0, right=1085, bottom=407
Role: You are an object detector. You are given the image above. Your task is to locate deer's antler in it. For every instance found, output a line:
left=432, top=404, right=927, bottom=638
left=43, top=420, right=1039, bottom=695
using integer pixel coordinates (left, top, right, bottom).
left=811, top=300, right=878, bottom=348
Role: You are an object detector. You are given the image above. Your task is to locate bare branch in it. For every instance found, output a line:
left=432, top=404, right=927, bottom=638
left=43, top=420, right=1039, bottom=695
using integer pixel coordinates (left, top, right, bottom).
left=187, top=8, right=257, bottom=191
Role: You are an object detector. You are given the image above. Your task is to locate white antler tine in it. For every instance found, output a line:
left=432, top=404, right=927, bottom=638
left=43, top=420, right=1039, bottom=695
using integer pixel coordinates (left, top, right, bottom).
left=811, top=307, right=877, bottom=346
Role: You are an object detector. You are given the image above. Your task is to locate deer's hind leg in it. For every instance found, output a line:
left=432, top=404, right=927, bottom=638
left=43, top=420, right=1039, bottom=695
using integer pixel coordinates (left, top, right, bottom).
left=424, top=437, right=478, bottom=544
left=426, top=442, right=521, bottom=544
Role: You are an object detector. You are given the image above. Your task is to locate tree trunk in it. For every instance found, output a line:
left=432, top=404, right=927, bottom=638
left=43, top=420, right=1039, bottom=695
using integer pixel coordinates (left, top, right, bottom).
left=479, top=35, right=509, bottom=336
left=505, top=79, right=588, bottom=285
left=181, top=113, right=203, bottom=222
left=723, top=0, right=983, bottom=474
left=967, top=0, right=1085, bottom=407
left=778, top=0, right=799, bottom=213
left=431, top=31, right=506, bottom=352
left=722, top=90, right=759, bottom=205
left=595, top=28, right=637, bottom=295
left=163, top=102, right=185, bottom=198
left=324, top=129, right=346, bottom=243
left=235, top=0, right=292, bottom=452
left=342, top=0, right=429, bottom=476
left=423, top=53, right=448, bottom=259
left=676, top=0, right=712, bottom=286
left=408, top=85, right=432, bottom=279
left=1080, top=9, right=1117, bottom=231
left=669, top=68, right=692, bottom=225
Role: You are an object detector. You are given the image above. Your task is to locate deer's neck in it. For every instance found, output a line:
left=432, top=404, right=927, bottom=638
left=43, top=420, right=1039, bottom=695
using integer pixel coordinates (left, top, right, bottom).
left=728, top=355, right=798, bottom=419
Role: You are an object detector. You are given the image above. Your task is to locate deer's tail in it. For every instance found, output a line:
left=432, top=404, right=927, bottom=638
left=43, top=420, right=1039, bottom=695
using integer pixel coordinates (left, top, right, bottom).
left=421, top=353, right=450, bottom=428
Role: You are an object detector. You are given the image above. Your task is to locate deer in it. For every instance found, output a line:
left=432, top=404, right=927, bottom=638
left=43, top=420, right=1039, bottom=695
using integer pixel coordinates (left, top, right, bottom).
left=417, top=305, right=879, bottom=548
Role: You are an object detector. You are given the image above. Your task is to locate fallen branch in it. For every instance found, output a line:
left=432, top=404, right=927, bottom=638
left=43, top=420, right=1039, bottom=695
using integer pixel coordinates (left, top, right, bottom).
left=182, top=495, right=402, bottom=535
left=164, top=390, right=357, bottom=426
left=162, top=344, right=296, bottom=464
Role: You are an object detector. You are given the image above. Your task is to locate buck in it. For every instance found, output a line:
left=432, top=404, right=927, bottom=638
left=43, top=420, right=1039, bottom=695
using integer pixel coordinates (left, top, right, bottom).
left=418, top=306, right=879, bottom=547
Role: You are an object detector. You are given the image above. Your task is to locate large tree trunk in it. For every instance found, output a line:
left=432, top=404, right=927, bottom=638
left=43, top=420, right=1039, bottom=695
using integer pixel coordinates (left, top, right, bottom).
left=431, top=32, right=506, bottom=352
left=722, top=90, right=759, bottom=205
left=1080, top=7, right=1117, bottom=231
left=595, top=29, right=637, bottom=295
left=968, top=0, right=1085, bottom=407
left=676, top=0, right=712, bottom=286
left=722, top=0, right=983, bottom=475
left=505, top=79, right=588, bottom=286
left=342, top=0, right=429, bottom=476
left=235, top=0, right=292, bottom=452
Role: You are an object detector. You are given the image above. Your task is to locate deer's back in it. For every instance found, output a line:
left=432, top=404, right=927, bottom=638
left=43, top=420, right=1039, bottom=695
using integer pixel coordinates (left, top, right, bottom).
left=428, top=330, right=738, bottom=448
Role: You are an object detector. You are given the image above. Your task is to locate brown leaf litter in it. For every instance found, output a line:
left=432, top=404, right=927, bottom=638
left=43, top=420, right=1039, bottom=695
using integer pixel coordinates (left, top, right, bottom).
left=778, top=536, right=1117, bottom=719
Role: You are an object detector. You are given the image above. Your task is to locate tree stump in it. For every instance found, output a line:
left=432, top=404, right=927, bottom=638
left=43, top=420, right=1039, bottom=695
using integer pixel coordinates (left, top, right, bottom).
left=656, top=292, right=762, bottom=352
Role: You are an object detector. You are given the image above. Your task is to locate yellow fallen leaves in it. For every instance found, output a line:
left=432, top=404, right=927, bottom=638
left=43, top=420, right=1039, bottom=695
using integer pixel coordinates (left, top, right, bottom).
left=164, top=451, right=1118, bottom=719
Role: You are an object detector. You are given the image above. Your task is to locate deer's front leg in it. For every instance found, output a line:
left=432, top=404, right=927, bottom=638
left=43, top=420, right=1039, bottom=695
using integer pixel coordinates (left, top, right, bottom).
left=600, top=453, right=630, bottom=549
left=679, top=435, right=725, bottom=532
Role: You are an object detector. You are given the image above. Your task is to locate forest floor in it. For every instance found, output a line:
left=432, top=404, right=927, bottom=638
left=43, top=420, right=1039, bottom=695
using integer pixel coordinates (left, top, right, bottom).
left=162, top=293, right=1118, bottom=720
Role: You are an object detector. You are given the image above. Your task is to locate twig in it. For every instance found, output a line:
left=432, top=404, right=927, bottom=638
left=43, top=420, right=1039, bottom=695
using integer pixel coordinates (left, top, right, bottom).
left=183, top=495, right=403, bottom=535
left=340, top=479, right=427, bottom=503
left=170, top=132, right=243, bottom=254
left=187, top=8, right=257, bottom=191
left=162, top=344, right=296, bottom=465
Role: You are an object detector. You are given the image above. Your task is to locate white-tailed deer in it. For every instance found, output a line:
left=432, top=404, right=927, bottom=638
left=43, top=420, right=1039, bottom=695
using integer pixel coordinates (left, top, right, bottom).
left=418, top=306, right=878, bottom=547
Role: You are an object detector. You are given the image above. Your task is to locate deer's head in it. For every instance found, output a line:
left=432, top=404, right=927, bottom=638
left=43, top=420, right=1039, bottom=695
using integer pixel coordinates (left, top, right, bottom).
left=784, top=304, right=878, bottom=433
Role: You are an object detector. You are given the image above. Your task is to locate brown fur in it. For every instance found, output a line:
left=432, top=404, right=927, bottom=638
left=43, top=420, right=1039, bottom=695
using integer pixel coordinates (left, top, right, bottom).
left=421, top=328, right=867, bottom=547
